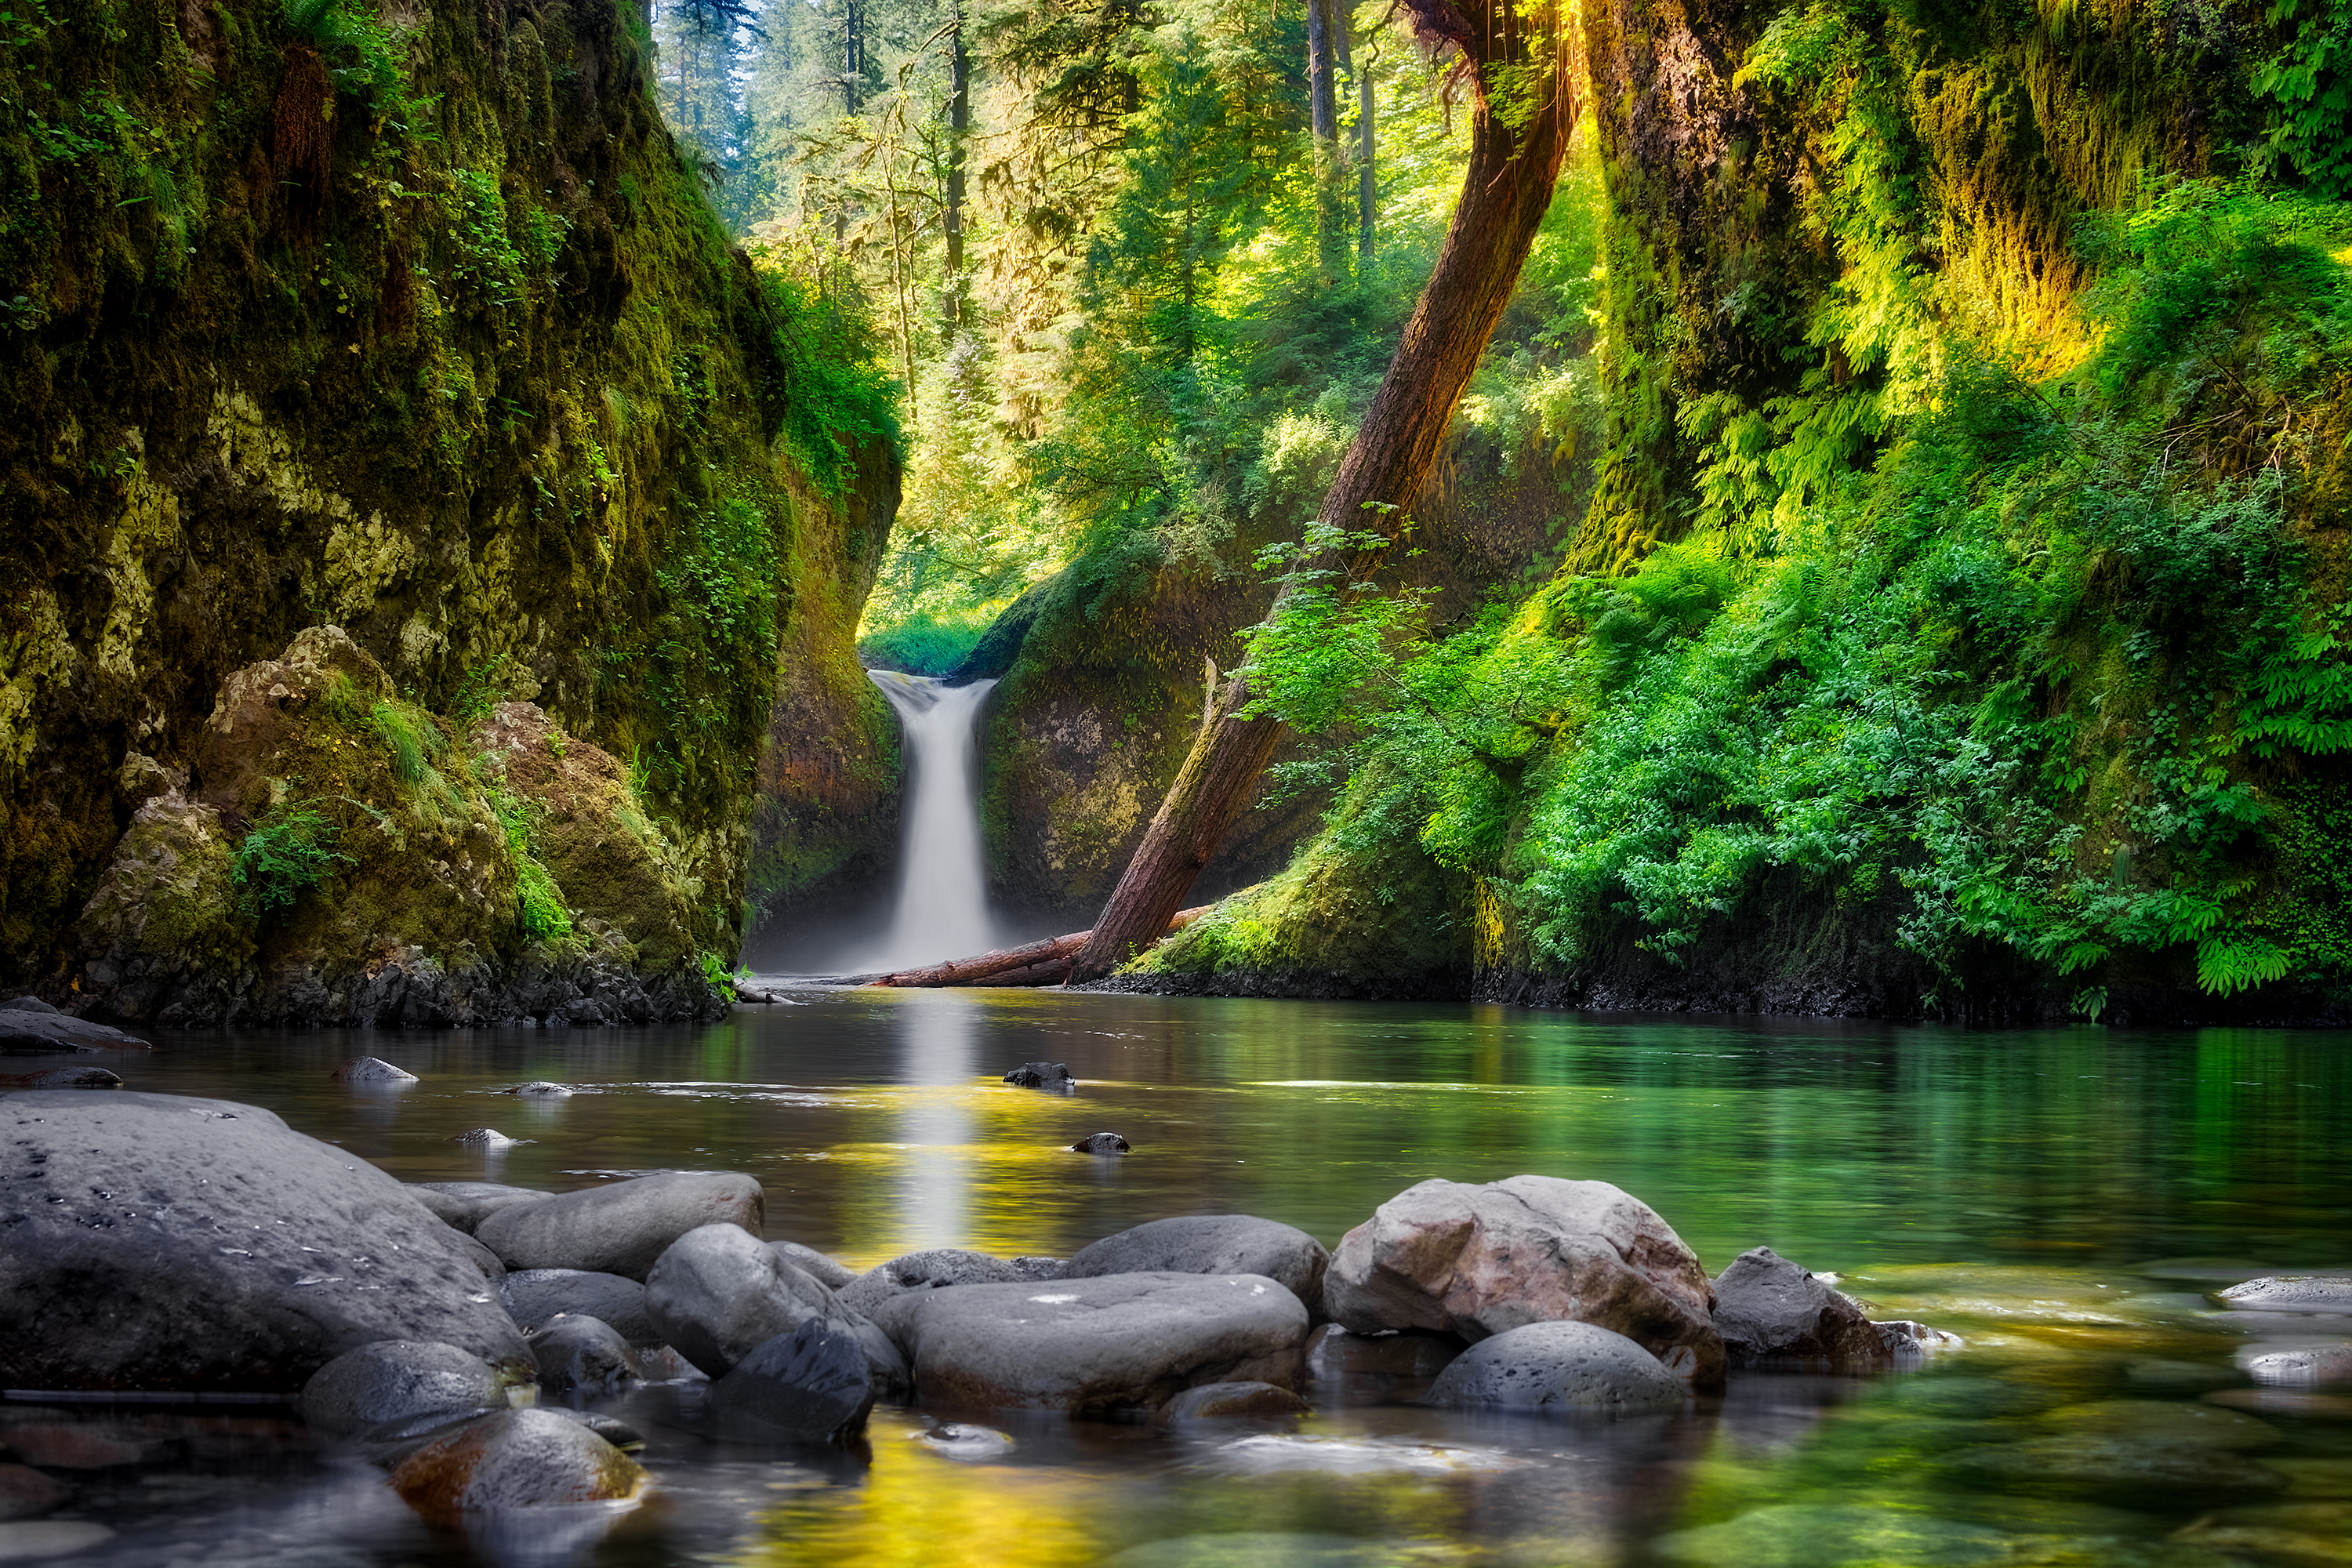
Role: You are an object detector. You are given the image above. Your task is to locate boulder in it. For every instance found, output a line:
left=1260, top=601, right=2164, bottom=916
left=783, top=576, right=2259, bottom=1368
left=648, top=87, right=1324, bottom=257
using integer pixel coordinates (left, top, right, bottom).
left=451, top=1230, right=506, bottom=1284
left=410, top=1181, right=546, bottom=1234
left=530, top=1316, right=639, bottom=1397
left=500, top=1270, right=653, bottom=1343
left=1425, top=1320, right=1687, bottom=1413
left=837, top=1250, right=1032, bottom=1317
left=300, top=1341, right=518, bottom=1438
left=1710, top=1247, right=1884, bottom=1368
left=2239, top=1343, right=2352, bottom=1385
left=1324, top=1175, right=1724, bottom=1388
left=501, top=1081, right=572, bottom=1097
left=0, top=1010, right=147, bottom=1055
left=0, top=1067, right=121, bottom=1090
left=772, top=1240, right=858, bottom=1290
left=891, top=1271, right=1310, bottom=1414
left=1004, top=1062, right=1076, bottom=1091
left=710, top=1320, right=877, bottom=1443
left=1877, top=1320, right=1962, bottom=1357
left=1160, top=1381, right=1310, bottom=1422
left=0, top=1464, right=69, bottom=1522
left=0, top=1091, right=532, bottom=1392
left=449, top=1128, right=525, bottom=1148
left=330, top=1058, right=417, bottom=1084
left=1070, top=1132, right=1130, bottom=1154
left=1064, top=1216, right=1330, bottom=1316
left=387, top=1409, right=648, bottom=1523
left=2220, top=1276, right=2352, bottom=1313
left=644, top=1223, right=904, bottom=1388
left=1304, top=1325, right=1461, bottom=1381
left=1014, top=1257, right=1066, bottom=1281
left=474, top=1171, right=763, bottom=1279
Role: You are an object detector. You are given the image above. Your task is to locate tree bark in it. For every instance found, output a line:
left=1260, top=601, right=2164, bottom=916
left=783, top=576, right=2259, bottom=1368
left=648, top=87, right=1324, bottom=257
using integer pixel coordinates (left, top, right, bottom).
left=944, top=0, right=970, bottom=329
left=1069, top=0, right=1583, bottom=984
left=1307, top=0, right=1345, bottom=276
left=1357, top=32, right=1377, bottom=260
left=869, top=907, right=1208, bottom=988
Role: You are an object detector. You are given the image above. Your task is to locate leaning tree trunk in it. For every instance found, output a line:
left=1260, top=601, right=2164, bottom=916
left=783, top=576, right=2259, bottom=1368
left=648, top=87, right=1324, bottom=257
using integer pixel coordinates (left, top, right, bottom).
left=1069, top=0, right=1585, bottom=983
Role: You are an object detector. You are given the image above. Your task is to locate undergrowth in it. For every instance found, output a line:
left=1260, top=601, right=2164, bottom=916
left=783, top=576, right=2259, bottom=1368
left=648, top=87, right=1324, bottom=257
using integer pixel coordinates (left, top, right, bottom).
left=232, top=800, right=353, bottom=918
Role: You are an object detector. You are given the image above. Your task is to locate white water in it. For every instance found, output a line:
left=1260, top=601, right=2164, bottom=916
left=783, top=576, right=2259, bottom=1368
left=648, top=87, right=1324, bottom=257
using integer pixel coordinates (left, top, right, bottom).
left=856, top=671, right=1000, bottom=971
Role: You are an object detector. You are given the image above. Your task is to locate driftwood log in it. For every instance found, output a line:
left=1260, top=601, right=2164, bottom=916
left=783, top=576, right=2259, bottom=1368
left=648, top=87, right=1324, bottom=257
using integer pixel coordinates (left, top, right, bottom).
left=868, top=908, right=1210, bottom=989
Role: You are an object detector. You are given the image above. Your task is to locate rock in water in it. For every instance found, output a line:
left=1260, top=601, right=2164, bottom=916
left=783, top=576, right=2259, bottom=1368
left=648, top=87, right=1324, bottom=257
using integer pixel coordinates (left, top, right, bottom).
left=1426, top=1321, right=1688, bottom=1412
left=388, top=1409, right=648, bottom=1523
left=474, top=1171, right=764, bottom=1280
left=1063, top=1216, right=1331, bottom=1316
left=0, top=1067, right=121, bottom=1090
left=500, top=1270, right=654, bottom=1343
left=1160, top=1381, right=1311, bottom=1422
left=2220, top=1276, right=2352, bottom=1313
left=837, top=1250, right=1032, bottom=1316
left=1004, top=1062, right=1076, bottom=1091
left=330, top=1058, right=417, bottom=1084
left=0, top=1009, right=147, bottom=1055
left=408, top=1181, right=547, bottom=1234
left=503, top=1081, right=572, bottom=1097
left=1070, top=1132, right=1130, bottom=1154
left=644, top=1223, right=905, bottom=1388
left=1323, top=1174, right=1725, bottom=1389
left=772, top=1240, right=858, bottom=1290
left=301, top=1341, right=520, bottom=1437
left=891, top=1272, right=1309, bottom=1414
left=530, top=1316, right=640, bottom=1397
left=0, top=1464, right=71, bottom=1522
left=1710, top=1247, right=1885, bottom=1368
left=0, top=1091, right=532, bottom=1392
left=449, top=1128, right=527, bottom=1147
left=710, top=1319, right=877, bottom=1443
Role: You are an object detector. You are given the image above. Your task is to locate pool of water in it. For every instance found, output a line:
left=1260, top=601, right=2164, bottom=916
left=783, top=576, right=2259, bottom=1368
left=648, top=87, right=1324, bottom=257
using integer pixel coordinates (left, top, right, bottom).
left=10, top=990, right=2352, bottom=1567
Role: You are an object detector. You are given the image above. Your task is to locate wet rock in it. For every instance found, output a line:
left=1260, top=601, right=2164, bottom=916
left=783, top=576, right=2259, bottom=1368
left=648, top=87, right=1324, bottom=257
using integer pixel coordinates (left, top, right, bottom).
left=1653, top=1504, right=2014, bottom=1568
left=916, top=1422, right=1016, bottom=1459
left=1426, top=1320, right=1686, bottom=1413
left=2206, top=1388, right=2352, bottom=1417
left=301, top=1341, right=519, bottom=1438
left=2238, top=1343, right=2352, bottom=1385
left=1875, top=1319, right=1962, bottom=1357
left=837, top=1250, right=1032, bottom=1316
left=633, top=1345, right=708, bottom=1384
left=2175, top=1521, right=2352, bottom=1566
left=502, top=1081, right=572, bottom=1097
left=710, top=1319, right=876, bottom=1443
left=408, top=1181, right=546, bottom=1234
left=0, top=998, right=56, bottom=1014
left=1065, top=1216, right=1331, bottom=1318
left=644, top=1223, right=904, bottom=1388
left=2220, top=1276, right=2352, bottom=1313
left=442, top=1231, right=503, bottom=1286
left=0, top=1009, right=146, bottom=1054
left=530, top=1316, right=639, bottom=1398
left=0, top=1422, right=159, bottom=1469
left=1160, top=1381, right=1311, bottom=1422
left=2040, top=1399, right=2281, bottom=1451
left=1324, top=1174, right=1725, bottom=1389
left=387, top=1408, right=648, bottom=1523
left=547, top=1410, right=646, bottom=1452
left=474, top=1171, right=764, bottom=1280
left=1948, top=1438, right=2286, bottom=1499
left=0, top=1465, right=68, bottom=1523
left=772, top=1240, right=858, bottom=1290
left=1711, top=1247, right=1884, bottom=1368
left=1304, top=1324, right=1461, bottom=1381
left=1070, top=1132, right=1130, bottom=1154
left=1004, top=1062, right=1076, bottom=1091
left=330, top=1058, right=417, bottom=1084
left=0, top=1522, right=114, bottom=1559
left=448, top=1127, right=526, bottom=1147
left=0, top=1066, right=120, bottom=1090
left=891, top=1271, right=1309, bottom=1414
left=0, top=1091, right=531, bottom=1392
left=500, top=1269, right=653, bottom=1343
left=1013, top=1256, right=1066, bottom=1281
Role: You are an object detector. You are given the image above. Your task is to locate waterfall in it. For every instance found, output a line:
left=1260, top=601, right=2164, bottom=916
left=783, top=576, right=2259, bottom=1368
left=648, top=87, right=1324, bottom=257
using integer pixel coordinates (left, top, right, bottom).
left=861, top=671, right=1000, bottom=970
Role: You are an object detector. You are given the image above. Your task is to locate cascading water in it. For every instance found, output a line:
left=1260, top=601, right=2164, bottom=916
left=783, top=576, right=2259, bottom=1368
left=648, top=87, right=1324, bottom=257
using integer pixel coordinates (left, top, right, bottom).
left=859, top=670, right=1000, bottom=971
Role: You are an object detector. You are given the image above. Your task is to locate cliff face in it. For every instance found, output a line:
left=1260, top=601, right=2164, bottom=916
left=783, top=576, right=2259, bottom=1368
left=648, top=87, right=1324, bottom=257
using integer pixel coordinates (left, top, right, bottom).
left=0, top=0, right=897, bottom=1012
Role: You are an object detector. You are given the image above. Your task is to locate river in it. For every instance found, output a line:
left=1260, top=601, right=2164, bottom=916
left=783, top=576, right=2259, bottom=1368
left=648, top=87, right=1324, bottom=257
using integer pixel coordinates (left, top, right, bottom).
left=13, top=990, right=2352, bottom=1566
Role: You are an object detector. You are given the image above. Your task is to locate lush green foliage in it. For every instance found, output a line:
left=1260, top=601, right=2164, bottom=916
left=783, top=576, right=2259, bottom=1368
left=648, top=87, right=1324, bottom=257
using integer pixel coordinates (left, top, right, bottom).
left=232, top=802, right=354, bottom=918
left=485, top=786, right=574, bottom=942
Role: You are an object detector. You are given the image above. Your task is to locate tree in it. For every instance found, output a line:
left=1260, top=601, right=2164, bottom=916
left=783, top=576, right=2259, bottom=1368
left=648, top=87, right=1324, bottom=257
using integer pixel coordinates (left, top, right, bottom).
left=1067, top=0, right=1587, bottom=982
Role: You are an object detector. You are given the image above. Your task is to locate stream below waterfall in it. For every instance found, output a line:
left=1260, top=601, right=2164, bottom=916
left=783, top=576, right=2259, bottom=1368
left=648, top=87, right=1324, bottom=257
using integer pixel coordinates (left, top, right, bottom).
left=13, top=993, right=2352, bottom=1567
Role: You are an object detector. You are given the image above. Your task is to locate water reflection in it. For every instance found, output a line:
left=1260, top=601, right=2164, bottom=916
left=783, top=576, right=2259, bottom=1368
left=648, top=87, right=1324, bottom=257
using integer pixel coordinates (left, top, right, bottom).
left=891, top=990, right=978, bottom=1254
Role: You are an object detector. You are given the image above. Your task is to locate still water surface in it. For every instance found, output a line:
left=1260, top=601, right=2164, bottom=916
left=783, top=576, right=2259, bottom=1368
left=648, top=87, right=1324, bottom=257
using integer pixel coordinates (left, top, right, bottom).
left=16, top=991, right=2352, bottom=1567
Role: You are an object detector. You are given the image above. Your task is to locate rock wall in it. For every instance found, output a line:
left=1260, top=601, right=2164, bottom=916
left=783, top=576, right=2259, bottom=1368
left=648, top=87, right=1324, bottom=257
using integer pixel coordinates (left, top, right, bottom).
left=0, top=0, right=898, bottom=1007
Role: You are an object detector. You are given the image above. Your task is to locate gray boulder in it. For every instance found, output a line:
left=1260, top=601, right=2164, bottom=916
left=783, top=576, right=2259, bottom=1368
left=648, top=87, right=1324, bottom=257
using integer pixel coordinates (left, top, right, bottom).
left=474, top=1171, right=763, bottom=1279
left=451, top=1230, right=506, bottom=1283
left=0, top=1462, right=70, bottom=1522
left=0, top=1066, right=121, bottom=1090
left=710, top=1319, right=877, bottom=1443
left=300, top=1341, right=519, bottom=1437
left=409, top=1181, right=546, bottom=1234
left=500, top=1270, right=653, bottom=1343
left=388, top=1408, right=648, bottom=1523
left=1014, top=1257, right=1066, bottom=1281
left=1004, top=1062, right=1075, bottom=1091
left=772, top=1240, right=858, bottom=1290
left=644, top=1223, right=905, bottom=1388
left=330, top=1058, right=417, bottom=1084
left=530, top=1316, right=639, bottom=1397
left=1426, top=1320, right=1688, bottom=1412
left=1324, top=1175, right=1724, bottom=1389
left=837, top=1250, right=1032, bottom=1317
left=2220, top=1276, right=2352, bottom=1313
left=891, top=1271, right=1310, bottom=1414
left=1710, top=1247, right=1884, bottom=1368
left=0, top=1008, right=147, bottom=1054
left=1071, top=1132, right=1130, bottom=1154
left=0, top=1091, right=532, bottom=1392
left=2238, top=1342, right=2352, bottom=1385
left=1065, top=1216, right=1331, bottom=1317
left=1160, top=1381, right=1310, bottom=1422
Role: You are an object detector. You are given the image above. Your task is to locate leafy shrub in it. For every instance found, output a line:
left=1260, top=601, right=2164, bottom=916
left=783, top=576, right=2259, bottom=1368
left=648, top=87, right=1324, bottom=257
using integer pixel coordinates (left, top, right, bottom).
left=233, top=803, right=352, bottom=918
left=485, top=786, right=572, bottom=942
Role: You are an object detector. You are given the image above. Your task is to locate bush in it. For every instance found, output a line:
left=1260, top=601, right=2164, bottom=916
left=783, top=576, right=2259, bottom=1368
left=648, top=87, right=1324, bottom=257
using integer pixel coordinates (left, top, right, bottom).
left=232, top=803, right=353, bottom=918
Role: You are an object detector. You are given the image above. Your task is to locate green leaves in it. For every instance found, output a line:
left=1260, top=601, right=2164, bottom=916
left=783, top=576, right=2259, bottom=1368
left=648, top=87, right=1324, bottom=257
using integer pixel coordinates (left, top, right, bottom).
left=232, top=803, right=354, bottom=919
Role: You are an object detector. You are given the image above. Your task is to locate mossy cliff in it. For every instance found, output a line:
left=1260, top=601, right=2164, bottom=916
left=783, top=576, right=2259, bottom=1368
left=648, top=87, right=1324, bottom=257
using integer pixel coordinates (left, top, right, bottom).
left=0, top=0, right=899, bottom=1013
left=1132, top=0, right=2352, bottom=1022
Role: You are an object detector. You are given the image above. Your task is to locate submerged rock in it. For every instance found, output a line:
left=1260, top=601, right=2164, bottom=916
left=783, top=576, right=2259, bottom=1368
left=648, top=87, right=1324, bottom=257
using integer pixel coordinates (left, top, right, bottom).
left=331, top=1058, right=417, bottom=1084
left=2220, top=1276, right=2352, bottom=1314
left=387, top=1408, right=648, bottom=1523
left=772, top=1240, right=859, bottom=1290
left=502, top=1081, right=573, bottom=1097
left=474, top=1171, right=764, bottom=1280
left=1004, top=1062, right=1076, bottom=1091
left=2238, top=1342, right=2352, bottom=1385
left=644, top=1223, right=905, bottom=1388
left=1710, top=1246, right=1884, bottom=1368
left=0, top=1523, right=114, bottom=1560
left=1426, top=1320, right=1686, bottom=1413
left=301, top=1341, right=519, bottom=1438
left=891, top=1271, right=1309, bottom=1414
left=1064, top=1215, right=1330, bottom=1316
left=710, top=1319, right=877, bottom=1443
left=530, top=1316, right=640, bottom=1398
left=448, top=1127, right=527, bottom=1147
left=1324, top=1175, right=1725, bottom=1389
left=1947, top=1437, right=2286, bottom=1499
left=837, top=1249, right=1032, bottom=1316
left=1070, top=1131, right=1131, bottom=1154
left=0, top=1065, right=121, bottom=1089
left=1653, top=1504, right=2014, bottom=1568
left=916, top=1422, right=1017, bottom=1459
left=1160, top=1381, right=1311, bottom=1422
left=0, top=1464, right=70, bottom=1522
left=0, top=1091, right=531, bottom=1392
left=500, top=1269, right=654, bottom=1343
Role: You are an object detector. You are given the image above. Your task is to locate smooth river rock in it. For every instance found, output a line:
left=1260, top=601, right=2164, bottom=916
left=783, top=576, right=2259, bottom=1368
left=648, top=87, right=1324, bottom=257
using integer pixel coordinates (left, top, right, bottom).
left=1710, top=1246, right=1882, bottom=1368
left=710, top=1319, right=876, bottom=1443
left=1160, top=1381, right=1312, bottom=1422
left=388, top=1408, right=648, bottom=1523
left=644, top=1223, right=905, bottom=1388
left=1323, top=1175, right=1725, bottom=1388
left=772, top=1240, right=859, bottom=1290
left=1004, top=1062, right=1076, bottom=1091
left=1064, top=1215, right=1332, bottom=1316
left=0, top=1066, right=121, bottom=1090
left=329, top=1058, right=417, bottom=1084
left=1427, top=1321, right=1691, bottom=1413
left=2220, top=1276, right=2352, bottom=1314
left=0, top=1007, right=147, bottom=1055
left=2238, top=1342, right=2352, bottom=1385
left=0, top=1091, right=532, bottom=1392
left=530, top=1316, right=639, bottom=1397
left=301, top=1341, right=520, bottom=1437
left=837, top=1250, right=1033, bottom=1317
left=500, top=1269, right=654, bottom=1343
left=890, top=1271, right=1310, bottom=1414
left=474, top=1171, right=763, bottom=1280
left=1070, top=1132, right=1131, bottom=1154
left=409, top=1181, right=546, bottom=1234
left=0, top=1464, right=69, bottom=1523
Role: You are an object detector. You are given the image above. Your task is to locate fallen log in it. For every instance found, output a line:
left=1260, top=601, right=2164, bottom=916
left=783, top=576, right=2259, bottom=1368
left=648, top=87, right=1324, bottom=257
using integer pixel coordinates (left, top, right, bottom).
left=868, top=907, right=1209, bottom=989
